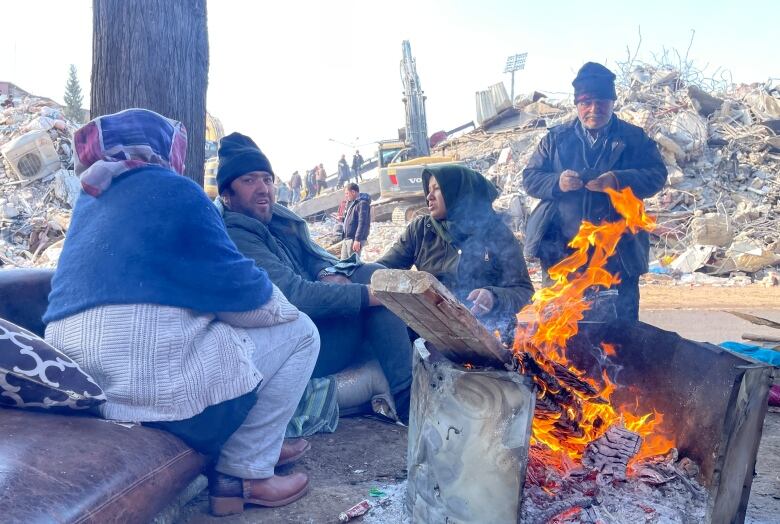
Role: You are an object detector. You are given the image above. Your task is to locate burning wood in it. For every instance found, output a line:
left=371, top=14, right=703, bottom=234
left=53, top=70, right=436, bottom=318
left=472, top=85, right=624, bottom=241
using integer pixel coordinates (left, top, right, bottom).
left=580, top=424, right=642, bottom=482
left=512, top=187, right=674, bottom=465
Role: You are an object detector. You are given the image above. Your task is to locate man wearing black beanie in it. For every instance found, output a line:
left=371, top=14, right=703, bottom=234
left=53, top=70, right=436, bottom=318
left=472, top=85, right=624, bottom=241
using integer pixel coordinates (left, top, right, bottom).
left=522, top=62, right=668, bottom=321
left=217, top=133, right=412, bottom=423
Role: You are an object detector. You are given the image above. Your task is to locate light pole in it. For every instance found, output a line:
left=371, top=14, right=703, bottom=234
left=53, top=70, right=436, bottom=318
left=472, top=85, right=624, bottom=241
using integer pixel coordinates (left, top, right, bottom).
left=504, top=52, right=528, bottom=103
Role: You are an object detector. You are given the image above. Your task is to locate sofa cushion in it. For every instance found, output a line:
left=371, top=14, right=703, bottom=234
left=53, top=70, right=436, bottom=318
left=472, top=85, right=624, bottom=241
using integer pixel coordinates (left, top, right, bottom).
left=0, top=317, right=106, bottom=410
left=0, top=268, right=53, bottom=336
left=0, top=408, right=206, bottom=523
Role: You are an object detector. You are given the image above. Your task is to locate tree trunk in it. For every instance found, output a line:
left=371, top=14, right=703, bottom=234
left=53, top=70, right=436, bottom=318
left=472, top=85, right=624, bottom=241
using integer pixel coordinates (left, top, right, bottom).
left=91, top=0, right=209, bottom=185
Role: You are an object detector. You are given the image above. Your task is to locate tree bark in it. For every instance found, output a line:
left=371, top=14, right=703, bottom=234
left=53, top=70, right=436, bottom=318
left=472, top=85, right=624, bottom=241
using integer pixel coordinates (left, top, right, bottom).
left=91, top=0, right=209, bottom=185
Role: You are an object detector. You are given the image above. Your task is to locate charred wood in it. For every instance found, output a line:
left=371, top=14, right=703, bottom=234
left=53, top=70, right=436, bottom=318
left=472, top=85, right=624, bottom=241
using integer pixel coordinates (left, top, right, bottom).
left=581, top=424, right=642, bottom=481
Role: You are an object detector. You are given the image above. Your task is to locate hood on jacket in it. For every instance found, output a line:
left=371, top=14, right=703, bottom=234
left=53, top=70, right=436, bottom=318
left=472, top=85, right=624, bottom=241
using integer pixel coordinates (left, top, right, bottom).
left=421, top=164, right=498, bottom=222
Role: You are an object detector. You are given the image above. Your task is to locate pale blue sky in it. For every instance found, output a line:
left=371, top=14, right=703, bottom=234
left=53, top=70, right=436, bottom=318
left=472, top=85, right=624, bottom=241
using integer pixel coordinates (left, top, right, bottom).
left=2, top=0, right=777, bottom=180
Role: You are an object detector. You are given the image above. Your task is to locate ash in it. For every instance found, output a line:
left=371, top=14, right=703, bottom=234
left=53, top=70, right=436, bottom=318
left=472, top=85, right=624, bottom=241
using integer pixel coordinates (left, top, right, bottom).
left=522, top=446, right=708, bottom=524
left=362, top=482, right=410, bottom=524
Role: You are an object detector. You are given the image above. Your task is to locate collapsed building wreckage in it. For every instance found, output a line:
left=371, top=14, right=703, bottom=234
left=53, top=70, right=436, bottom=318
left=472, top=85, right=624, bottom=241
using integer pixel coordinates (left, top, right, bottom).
left=0, top=94, right=80, bottom=268
left=3, top=64, right=779, bottom=281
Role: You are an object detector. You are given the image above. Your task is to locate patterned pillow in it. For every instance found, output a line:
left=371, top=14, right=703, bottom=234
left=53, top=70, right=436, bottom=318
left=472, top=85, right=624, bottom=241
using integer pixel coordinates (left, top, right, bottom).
left=0, top=317, right=106, bottom=410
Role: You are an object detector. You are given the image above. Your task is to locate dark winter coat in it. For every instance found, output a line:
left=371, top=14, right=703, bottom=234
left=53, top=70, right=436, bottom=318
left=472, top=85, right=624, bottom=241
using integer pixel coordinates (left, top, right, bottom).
left=377, top=164, right=534, bottom=321
left=223, top=204, right=368, bottom=319
left=338, top=159, right=351, bottom=181
left=343, top=193, right=371, bottom=241
left=290, top=172, right=302, bottom=190
left=377, top=214, right=534, bottom=320
left=522, top=116, right=667, bottom=277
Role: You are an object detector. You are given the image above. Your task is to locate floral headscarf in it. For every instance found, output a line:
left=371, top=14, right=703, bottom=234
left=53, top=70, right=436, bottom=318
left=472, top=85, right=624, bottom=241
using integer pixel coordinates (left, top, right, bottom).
left=74, top=108, right=187, bottom=196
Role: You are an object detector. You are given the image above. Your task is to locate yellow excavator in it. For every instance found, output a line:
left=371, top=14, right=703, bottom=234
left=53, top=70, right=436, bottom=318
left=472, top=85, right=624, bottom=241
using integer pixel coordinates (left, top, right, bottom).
left=373, top=41, right=460, bottom=223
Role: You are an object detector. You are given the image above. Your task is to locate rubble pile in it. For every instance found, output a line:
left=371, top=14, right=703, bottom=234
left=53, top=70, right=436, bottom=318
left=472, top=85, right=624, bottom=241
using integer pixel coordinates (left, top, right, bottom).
left=1, top=96, right=80, bottom=267
left=433, top=65, right=780, bottom=284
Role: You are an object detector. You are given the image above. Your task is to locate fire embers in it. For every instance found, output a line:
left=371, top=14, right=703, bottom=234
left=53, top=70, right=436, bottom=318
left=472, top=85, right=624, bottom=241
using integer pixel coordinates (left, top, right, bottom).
left=523, top=443, right=708, bottom=523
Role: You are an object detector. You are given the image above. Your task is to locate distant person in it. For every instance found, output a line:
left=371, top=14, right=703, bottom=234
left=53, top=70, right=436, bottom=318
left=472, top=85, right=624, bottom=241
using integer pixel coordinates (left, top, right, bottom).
left=351, top=150, right=364, bottom=183
left=304, top=168, right=317, bottom=200
left=276, top=181, right=291, bottom=207
left=316, top=163, right=327, bottom=195
left=377, top=164, right=534, bottom=333
left=1, top=93, right=14, bottom=108
left=289, top=171, right=302, bottom=204
left=337, top=154, right=351, bottom=188
left=341, top=183, right=371, bottom=258
left=522, top=62, right=667, bottom=321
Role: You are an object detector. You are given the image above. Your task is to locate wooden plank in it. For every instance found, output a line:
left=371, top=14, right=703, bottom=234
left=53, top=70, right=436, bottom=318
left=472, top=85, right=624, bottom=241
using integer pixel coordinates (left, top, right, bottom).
left=371, top=269, right=510, bottom=365
left=741, top=333, right=780, bottom=345
left=725, top=310, right=780, bottom=330
left=378, top=272, right=485, bottom=356
left=377, top=290, right=451, bottom=351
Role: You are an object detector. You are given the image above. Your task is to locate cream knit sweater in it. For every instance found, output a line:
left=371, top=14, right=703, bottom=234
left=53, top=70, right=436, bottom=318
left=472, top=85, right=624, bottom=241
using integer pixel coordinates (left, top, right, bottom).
left=45, top=284, right=298, bottom=422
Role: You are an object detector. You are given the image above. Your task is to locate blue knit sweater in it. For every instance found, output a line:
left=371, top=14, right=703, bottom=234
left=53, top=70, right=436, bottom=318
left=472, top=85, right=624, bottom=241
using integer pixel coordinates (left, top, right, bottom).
left=44, top=166, right=272, bottom=323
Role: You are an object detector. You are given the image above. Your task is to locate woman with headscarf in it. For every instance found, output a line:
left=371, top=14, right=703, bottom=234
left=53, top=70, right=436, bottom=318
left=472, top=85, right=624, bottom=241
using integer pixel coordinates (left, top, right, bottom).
left=43, top=109, right=319, bottom=516
left=377, top=164, right=534, bottom=332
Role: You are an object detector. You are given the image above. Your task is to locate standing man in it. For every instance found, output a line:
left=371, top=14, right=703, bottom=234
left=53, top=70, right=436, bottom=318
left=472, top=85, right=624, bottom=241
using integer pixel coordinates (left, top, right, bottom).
left=305, top=168, right=317, bottom=200
left=351, top=150, right=364, bottom=183
left=276, top=181, right=291, bottom=207
left=216, top=133, right=412, bottom=422
left=522, top=62, right=667, bottom=321
left=289, top=171, right=302, bottom=204
left=341, top=183, right=371, bottom=258
left=337, top=154, right=351, bottom=189
left=316, top=163, right=328, bottom=195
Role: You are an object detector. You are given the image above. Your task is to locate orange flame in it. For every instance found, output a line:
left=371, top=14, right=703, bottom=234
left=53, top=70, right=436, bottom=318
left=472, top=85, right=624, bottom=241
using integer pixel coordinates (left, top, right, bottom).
left=600, top=343, right=617, bottom=357
left=513, top=187, right=672, bottom=467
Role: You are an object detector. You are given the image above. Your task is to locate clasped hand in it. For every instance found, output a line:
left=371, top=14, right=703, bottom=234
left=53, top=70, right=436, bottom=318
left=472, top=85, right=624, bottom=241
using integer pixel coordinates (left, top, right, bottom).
left=558, top=170, right=617, bottom=193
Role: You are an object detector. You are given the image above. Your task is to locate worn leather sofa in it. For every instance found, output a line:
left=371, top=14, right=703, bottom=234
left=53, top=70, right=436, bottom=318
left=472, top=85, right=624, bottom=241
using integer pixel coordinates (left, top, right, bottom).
left=0, top=268, right=206, bottom=523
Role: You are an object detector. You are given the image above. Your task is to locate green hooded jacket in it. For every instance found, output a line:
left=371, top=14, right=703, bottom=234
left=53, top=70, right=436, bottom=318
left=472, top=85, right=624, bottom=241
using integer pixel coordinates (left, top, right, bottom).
left=222, top=203, right=367, bottom=319
left=376, top=165, right=534, bottom=320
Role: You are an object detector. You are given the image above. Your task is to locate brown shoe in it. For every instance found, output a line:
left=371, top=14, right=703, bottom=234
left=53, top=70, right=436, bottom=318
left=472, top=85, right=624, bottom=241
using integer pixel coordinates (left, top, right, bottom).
left=209, top=472, right=310, bottom=516
left=277, top=438, right=311, bottom=466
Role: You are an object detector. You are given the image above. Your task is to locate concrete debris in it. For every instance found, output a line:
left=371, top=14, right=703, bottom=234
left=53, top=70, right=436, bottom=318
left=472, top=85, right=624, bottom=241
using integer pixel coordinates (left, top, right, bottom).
left=1, top=93, right=80, bottom=268
left=431, top=64, right=780, bottom=281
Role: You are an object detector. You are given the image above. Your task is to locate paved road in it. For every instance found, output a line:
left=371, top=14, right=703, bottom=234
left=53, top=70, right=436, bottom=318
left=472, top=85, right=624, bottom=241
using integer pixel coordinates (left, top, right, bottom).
left=641, top=309, right=779, bottom=345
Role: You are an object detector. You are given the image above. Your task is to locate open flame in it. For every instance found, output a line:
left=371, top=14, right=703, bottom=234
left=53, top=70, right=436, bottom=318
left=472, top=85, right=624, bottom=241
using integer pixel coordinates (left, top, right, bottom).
left=513, top=187, right=674, bottom=468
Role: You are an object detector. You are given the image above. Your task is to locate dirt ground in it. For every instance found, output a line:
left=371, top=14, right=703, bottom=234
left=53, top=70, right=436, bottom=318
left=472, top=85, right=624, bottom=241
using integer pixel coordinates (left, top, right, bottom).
left=179, top=290, right=780, bottom=523
left=639, top=282, right=779, bottom=310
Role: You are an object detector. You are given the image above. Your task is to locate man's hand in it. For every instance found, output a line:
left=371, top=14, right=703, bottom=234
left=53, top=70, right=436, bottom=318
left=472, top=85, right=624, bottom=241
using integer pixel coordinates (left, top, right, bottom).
left=559, top=170, right=583, bottom=192
left=585, top=171, right=618, bottom=192
left=351, top=240, right=362, bottom=253
left=320, top=274, right=351, bottom=285
left=467, top=288, right=495, bottom=317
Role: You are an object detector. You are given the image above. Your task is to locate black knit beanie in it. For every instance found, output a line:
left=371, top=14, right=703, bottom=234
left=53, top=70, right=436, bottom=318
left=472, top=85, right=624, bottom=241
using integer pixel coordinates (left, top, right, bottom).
left=217, top=132, right=274, bottom=194
left=572, top=62, right=617, bottom=103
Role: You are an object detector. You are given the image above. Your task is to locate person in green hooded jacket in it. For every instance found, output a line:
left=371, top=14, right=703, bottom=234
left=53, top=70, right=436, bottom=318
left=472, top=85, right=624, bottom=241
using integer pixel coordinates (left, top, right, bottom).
left=376, top=165, right=534, bottom=332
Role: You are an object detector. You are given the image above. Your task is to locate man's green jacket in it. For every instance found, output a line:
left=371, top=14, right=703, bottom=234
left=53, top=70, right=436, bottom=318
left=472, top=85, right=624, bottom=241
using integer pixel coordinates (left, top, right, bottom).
left=222, top=204, right=367, bottom=319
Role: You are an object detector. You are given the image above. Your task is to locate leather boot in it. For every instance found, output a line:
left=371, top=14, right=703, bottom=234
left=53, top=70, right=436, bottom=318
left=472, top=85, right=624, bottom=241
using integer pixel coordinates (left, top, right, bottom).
left=277, top=438, right=310, bottom=466
left=209, top=472, right=310, bottom=516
